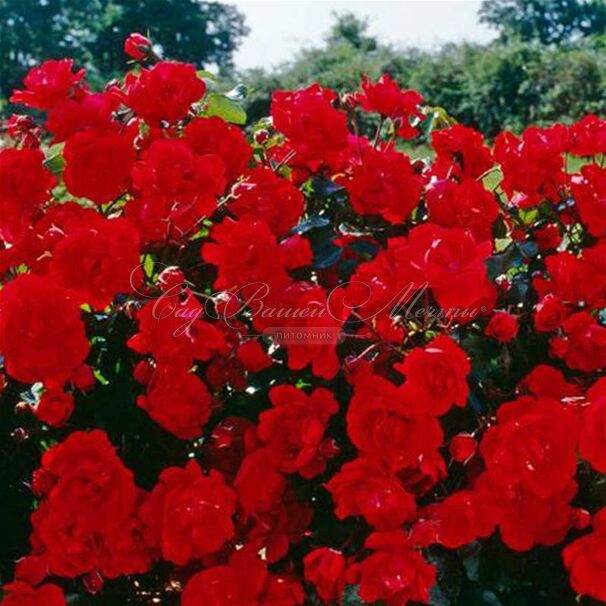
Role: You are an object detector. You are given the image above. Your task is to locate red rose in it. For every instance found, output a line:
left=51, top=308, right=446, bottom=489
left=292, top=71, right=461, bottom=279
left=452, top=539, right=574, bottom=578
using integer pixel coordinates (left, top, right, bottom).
left=449, top=433, right=477, bottom=463
left=407, top=223, right=496, bottom=324
left=534, top=294, right=570, bottom=332
left=326, top=457, right=416, bottom=529
left=142, top=460, right=236, bottom=565
left=251, top=281, right=344, bottom=380
left=0, top=148, right=56, bottom=243
left=518, top=364, right=581, bottom=399
left=234, top=448, right=286, bottom=515
left=137, top=368, right=212, bottom=439
left=344, top=147, right=423, bottom=223
left=426, top=179, right=499, bottom=243
left=63, top=131, right=135, bottom=204
left=182, top=546, right=302, bottom=606
left=431, top=124, right=493, bottom=179
left=569, top=114, right=606, bottom=156
left=485, top=311, right=519, bottom=343
left=356, top=74, right=424, bottom=137
left=537, top=249, right=606, bottom=307
left=28, top=430, right=147, bottom=579
left=10, top=59, right=85, bottom=110
left=494, top=125, right=568, bottom=203
left=348, top=531, right=436, bottom=606
left=34, top=430, right=136, bottom=527
left=124, top=61, right=205, bottom=124
left=258, top=385, right=338, bottom=478
left=2, top=582, right=65, bottom=606
left=49, top=217, right=141, bottom=309
left=230, top=167, right=304, bottom=236
left=346, top=374, right=443, bottom=473
left=414, top=490, right=497, bottom=549
left=202, top=216, right=291, bottom=299
left=132, top=138, right=226, bottom=216
left=579, top=377, right=606, bottom=473
left=396, top=334, right=470, bottom=416
left=481, top=397, right=578, bottom=500
left=534, top=224, right=562, bottom=251
left=46, top=92, right=119, bottom=143
left=563, top=512, right=606, bottom=603
left=0, top=274, right=89, bottom=386
left=35, top=389, right=75, bottom=427
left=128, top=293, right=227, bottom=372
left=271, top=84, right=349, bottom=166
left=556, top=312, right=606, bottom=372
left=124, top=33, right=151, bottom=61
left=572, top=164, right=606, bottom=237
left=236, top=340, right=273, bottom=373
left=303, top=548, right=346, bottom=602
left=184, top=116, right=253, bottom=184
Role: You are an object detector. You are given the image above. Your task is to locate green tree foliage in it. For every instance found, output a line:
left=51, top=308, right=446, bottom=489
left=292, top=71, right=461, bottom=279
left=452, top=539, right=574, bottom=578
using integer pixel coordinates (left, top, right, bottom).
left=479, top=0, right=606, bottom=45
left=0, top=0, right=248, bottom=99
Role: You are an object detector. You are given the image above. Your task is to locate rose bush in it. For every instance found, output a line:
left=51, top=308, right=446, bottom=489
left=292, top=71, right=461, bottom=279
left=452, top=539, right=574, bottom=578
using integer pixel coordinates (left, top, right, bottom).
left=1, top=34, right=606, bottom=606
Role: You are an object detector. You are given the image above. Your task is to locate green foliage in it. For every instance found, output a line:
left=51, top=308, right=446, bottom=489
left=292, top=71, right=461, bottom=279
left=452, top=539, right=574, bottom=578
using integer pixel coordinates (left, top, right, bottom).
left=0, top=0, right=248, bottom=101
left=479, top=0, right=606, bottom=45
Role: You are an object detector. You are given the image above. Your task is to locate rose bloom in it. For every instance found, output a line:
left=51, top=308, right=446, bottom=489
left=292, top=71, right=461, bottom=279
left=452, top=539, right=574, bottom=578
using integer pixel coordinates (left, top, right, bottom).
left=182, top=546, right=303, bottom=606
left=344, top=147, right=423, bottom=223
left=563, top=509, right=606, bottom=603
left=395, top=334, right=470, bottom=416
left=10, top=59, right=85, bottom=110
left=230, top=167, right=304, bottom=236
left=234, top=448, right=286, bottom=515
left=348, top=531, right=436, bottom=606
left=413, top=490, right=497, bottom=549
left=271, top=83, right=349, bottom=166
left=326, top=457, right=416, bottom=529
left=45, top=91, right=119, bottom=143
left=346, top=374, right=443, bottom=473
left=258, top=385, right=338, bottom=478
left=0, top=274, right=89, bottom=386
left=534, top=294, right=570, bottom=332
left=49, top=217, right=141, bottom=309
left=303, top=548, right=346, bottom=603
left=431, top=124, right=493, bottom=179
left=425, top=178, right=499, bottom=243
left=124, top=61, right=205, bottom=124
left=35, top=390, right=75, bottom=427
left=141, top=460, right=236, bottom=565
left=485, top=311, right=519, bottom=343
left=0, top=147, right=56, bottom=243
left=1, top=582, right=66, bottom=606
left=63, top=131, right=135, bottom=204
left=137, top=368, right=212, bottom=439
left=579, top=377, right=606, bottom=473
left=184, top=116, right=253, bottom=184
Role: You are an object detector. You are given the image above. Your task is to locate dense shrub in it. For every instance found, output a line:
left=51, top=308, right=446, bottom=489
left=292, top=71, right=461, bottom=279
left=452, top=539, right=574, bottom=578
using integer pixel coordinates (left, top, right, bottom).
left=2, top=36, right=606, bottom=606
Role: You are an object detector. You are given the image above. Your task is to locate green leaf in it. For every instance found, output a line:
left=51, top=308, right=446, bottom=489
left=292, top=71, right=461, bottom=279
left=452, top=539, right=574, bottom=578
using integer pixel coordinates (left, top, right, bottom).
left=341, top=585, right=364, bottom=605
left=43, top=151, right=65, bottom=175
left=204, top=92, right=247, bottom=124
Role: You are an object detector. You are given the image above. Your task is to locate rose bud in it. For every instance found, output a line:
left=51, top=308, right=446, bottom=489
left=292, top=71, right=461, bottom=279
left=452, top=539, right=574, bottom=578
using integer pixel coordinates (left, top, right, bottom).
left=124, top=33, right=152, bottom=61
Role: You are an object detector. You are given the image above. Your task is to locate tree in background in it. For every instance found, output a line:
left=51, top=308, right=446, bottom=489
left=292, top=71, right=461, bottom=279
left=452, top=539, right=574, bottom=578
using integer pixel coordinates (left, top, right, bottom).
left=0, top=0, right=248, bottom=100
left=479, top=0, right=606, bottom=45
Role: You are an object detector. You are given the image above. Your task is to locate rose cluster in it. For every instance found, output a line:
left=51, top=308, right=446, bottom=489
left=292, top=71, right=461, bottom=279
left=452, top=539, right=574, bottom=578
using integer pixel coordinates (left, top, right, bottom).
left=1, top=35, right=606, bottom=606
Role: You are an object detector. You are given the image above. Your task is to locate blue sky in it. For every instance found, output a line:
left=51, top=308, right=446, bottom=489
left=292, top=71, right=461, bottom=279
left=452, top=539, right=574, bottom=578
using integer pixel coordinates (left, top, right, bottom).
left=228, top=0, right=496, bottom=70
